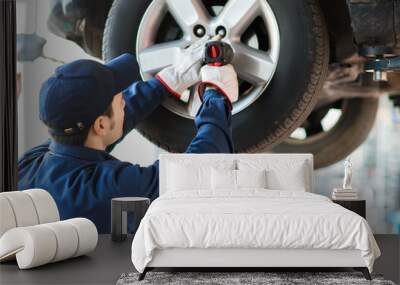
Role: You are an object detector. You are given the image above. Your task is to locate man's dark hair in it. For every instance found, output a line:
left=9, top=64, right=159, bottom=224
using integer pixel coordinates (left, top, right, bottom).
left=49, top=104, right=113, bottom=146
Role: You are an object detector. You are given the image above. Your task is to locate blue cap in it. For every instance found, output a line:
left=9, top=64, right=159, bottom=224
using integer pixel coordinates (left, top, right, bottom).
left=39, top=53, right=139, bottom=136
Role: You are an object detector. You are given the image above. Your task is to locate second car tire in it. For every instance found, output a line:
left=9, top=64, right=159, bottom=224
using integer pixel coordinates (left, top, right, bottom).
left=272, top=98, right=379, bottom=168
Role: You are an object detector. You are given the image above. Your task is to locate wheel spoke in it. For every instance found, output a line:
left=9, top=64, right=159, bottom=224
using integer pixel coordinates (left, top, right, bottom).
left=232, top=43, right=276, bottom=85
left=166, top=0, right=210, bottom=35
left=138, top=40, right=186, bottom=74
left=217, top=0, right=260, bottom=38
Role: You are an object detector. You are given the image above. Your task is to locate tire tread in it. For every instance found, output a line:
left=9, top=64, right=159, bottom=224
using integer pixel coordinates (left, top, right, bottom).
left=247, top=0, right=330, bottom=153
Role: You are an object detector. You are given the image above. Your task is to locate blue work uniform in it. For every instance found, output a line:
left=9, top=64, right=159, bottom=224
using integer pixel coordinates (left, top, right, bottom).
left=18, top=78, right=233, bottom=233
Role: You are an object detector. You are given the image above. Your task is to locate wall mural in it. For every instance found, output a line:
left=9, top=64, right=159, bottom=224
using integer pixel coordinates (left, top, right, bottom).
left=16, top=0, right=400, bottom=234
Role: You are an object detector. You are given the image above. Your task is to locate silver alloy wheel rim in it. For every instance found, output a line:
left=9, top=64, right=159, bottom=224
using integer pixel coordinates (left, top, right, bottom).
left=136, top=0, right=280, bottom=119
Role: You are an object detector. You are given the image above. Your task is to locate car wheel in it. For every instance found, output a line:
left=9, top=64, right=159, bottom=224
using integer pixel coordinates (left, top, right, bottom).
left=103, top=0, right=329, bottom=152
left=271, top=98, right=379, bottom=168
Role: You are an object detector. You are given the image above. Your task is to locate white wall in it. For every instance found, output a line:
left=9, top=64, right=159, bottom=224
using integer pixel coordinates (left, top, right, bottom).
left=17, top=0, right=160, bottom=166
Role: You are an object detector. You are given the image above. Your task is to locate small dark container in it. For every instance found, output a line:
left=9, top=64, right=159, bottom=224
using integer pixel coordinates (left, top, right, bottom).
left=111, top=197, right=150, bottom=242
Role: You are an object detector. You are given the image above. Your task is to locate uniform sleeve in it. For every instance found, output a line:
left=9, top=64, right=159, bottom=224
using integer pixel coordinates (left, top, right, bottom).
left=106, top=78, right=171, bottom=152
left=185, top=90, right=234, bottom=153
left=105, top=160, right=160, bottom=201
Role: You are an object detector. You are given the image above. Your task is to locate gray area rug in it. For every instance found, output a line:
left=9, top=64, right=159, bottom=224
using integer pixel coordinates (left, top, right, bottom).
left=117, top=272, right=396, bottom=285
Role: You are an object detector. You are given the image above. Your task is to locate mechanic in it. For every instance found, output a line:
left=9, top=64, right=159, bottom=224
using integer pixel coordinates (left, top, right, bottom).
left=18, top=37, right=238, bottom=233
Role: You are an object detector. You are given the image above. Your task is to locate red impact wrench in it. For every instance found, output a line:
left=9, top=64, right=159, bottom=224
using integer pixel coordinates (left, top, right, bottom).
left=199, top=34, right=235, bottom=109
left=203, top=34, right=234, bottom=66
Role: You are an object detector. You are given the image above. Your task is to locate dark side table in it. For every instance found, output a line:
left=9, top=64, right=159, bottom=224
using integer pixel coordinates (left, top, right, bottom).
left=332, top=199, right=366, bottom=218
left=111, top=197, right=150, bottom=242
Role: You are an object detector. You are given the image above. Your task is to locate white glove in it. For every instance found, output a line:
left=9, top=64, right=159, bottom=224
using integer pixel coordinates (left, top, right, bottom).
left=198, top=64, right=239, bottom=109
left=156, top=36, right=210, bottom=102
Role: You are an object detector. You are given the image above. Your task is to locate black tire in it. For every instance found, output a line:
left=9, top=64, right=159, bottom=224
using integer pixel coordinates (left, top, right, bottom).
left=103, top=0, right=329, bottom=152
left=82, top=23, right=103, bottom=58
left=271, top=98, right=379, bottom=168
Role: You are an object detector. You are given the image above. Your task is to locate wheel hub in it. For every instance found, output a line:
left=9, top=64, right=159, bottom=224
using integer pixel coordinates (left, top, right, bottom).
left=136, top=0, right=280, bottom=119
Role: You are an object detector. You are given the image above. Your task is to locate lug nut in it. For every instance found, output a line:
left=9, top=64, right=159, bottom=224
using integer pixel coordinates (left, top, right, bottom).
left=194, top=25, right=206, bottom=37
left=216, top=26, right=226, bottom=38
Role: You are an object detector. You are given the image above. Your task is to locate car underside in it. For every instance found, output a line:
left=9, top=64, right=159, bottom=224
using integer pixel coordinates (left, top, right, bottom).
left=46, top=0, right=400, bottom=168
